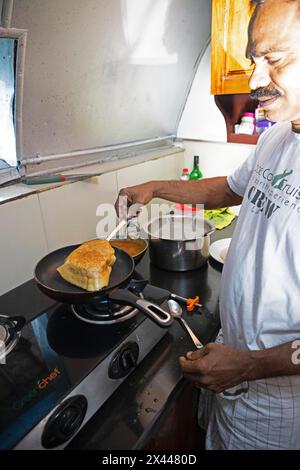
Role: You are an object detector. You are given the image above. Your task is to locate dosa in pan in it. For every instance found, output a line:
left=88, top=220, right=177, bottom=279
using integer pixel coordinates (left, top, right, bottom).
left=57, top=240, right=116, bottom=291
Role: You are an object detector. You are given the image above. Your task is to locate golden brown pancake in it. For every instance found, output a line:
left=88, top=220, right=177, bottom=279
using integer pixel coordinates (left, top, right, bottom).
left=57, top=240, right=116, bottom=291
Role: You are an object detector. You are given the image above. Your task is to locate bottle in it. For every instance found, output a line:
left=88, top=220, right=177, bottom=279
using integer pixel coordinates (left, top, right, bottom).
left=256, top=119, right=275, bottom=135
left=180, top=168, right=190, bottom=181
left=189, top=156, right=203, bottom=180
left=255, top=104, right=265, bottom=123
left=238, top=112, right=255, bottom=135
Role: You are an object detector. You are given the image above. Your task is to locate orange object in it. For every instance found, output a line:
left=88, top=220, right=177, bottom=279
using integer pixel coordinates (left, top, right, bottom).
left=186, top=296, right=200, bottom=312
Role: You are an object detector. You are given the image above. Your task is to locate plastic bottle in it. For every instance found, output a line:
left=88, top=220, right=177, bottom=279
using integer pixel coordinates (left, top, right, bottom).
left=238, top=112, right=255, bottom=135
left=234, top=123, right=240, bottom=134
left=255, top=105, right=265, bottom=123
left=256, top=119, right=275, bottom=135
left=180, top=168, right=190, bottom=181
left=189, top=156, right=203, bottom=180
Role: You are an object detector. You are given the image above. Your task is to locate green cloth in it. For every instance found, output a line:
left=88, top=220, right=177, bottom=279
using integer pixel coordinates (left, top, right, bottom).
left=204, top=207, right=235, bottom=230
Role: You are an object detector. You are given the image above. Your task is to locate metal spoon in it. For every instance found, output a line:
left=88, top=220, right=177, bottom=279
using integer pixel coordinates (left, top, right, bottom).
left=167, top=299, right=203, bottom=349
left=106, top=219, right=127, bottom=241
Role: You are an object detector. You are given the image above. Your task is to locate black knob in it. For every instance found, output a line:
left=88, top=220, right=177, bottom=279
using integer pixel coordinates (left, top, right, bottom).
left=120, top=349, right=137, bottom=371
left=108, top=342, right=139, bottom=379
left=59, top=406, right=83, bottom=437
left=42, top=395, right=87, bottom=449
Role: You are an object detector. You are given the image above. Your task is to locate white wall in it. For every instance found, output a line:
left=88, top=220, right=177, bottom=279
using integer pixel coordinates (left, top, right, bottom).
left=182, top=140, right=253, bottom=178
left=12, top=0, right=211, bottom=163
left=0, top=195, right=48, bottom=294
left=181, top=139, right=253, bottom=217
left=178, top=42, right=227, bottom=142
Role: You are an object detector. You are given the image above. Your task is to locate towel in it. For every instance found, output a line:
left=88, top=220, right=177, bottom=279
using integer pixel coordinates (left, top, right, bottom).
left=204, top=207, right=235, bottom=230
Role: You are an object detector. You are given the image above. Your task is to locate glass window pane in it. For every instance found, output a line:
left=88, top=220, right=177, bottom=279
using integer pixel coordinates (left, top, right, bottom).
left=0, top=38, right=17, bottom=168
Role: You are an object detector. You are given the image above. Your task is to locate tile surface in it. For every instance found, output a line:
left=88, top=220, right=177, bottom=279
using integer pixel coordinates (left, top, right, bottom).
left=38, top=172, right=119, bottom=251
left=0, top=194, right=48, bottom=294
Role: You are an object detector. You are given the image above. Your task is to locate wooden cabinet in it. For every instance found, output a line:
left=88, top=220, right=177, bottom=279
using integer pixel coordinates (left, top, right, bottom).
left=142, top=382, right=205, bottom=450
left=211, top=0, right=255, bottom=95
left=211, top=0, right=259, bottom=144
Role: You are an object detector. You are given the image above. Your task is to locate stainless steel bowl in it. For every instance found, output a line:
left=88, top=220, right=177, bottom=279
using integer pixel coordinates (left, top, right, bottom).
left=143, top=214, right=215, bottom=272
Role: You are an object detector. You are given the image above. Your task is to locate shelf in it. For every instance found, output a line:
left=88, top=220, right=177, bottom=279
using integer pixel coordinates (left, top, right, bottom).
left=214, top=94, right=259, bottom=145
left=228, top=133, right=259, bottom=145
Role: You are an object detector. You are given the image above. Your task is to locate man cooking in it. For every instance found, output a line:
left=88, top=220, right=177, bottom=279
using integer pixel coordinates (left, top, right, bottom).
left=115, top=0, right=300, bottom=449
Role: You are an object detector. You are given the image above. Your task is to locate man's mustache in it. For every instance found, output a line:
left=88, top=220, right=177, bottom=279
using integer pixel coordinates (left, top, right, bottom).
left=250, top=87, right=282, bottom=100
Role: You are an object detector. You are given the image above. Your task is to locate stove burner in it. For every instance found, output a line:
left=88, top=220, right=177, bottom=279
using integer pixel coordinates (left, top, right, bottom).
left=0, top=315, right=25, bottom=360
left=0, top=324, right=8, bottom=343
left=71, top=297, right=139, bottom=325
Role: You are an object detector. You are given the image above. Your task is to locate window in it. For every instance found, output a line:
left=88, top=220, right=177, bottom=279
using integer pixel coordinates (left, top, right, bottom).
left=0, top=28, right=26, bottom=186
left=0, top=38, right=16, bottom=167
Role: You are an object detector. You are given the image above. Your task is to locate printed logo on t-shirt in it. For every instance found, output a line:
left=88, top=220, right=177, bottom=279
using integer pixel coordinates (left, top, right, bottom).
left=271, top=169, right=294, bottom=189
left=247, top=164, right=299, bottom=219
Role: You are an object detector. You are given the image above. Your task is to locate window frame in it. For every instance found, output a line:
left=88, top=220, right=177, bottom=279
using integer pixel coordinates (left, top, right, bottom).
left=0, top=27, right=27, bottom=185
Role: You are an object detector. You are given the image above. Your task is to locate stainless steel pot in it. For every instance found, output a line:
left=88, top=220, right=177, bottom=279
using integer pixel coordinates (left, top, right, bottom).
left=143, top=214, right=215, bottom=272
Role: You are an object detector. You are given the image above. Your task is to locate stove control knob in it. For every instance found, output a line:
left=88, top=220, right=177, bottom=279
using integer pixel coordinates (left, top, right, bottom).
left=108, top=341, right=139, bottom=379
left=42, top=395, right=88, bottom=449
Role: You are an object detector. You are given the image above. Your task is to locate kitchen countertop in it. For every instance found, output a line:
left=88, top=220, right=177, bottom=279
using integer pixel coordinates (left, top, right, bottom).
left=66, top=219, right=237, bottom=450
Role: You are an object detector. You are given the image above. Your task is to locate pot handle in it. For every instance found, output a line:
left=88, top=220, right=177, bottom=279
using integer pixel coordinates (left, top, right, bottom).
left=109, top=289, right=173, bottom=327
left=205, top=228, right=215, bottom=236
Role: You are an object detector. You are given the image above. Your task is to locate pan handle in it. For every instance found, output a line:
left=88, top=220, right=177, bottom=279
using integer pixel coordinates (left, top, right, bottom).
left=109, top=289, right=173, bottom=327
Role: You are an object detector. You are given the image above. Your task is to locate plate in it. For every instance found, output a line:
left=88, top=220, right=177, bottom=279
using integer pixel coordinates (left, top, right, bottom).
left=209, top=238, right=232, bottom=264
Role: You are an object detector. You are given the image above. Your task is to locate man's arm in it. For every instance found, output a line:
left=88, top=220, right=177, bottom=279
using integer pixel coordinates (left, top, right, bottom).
left=179, top=340, right=300, bottom=393
left=151, top=177, right=242, bottom=208
left=115, top=176, right=243, bottom=216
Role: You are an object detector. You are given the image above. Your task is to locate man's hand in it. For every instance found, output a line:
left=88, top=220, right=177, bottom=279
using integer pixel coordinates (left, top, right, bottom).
left=179, top=343, right=255, bottom=393
left=115, top=182, right=155, bottom=219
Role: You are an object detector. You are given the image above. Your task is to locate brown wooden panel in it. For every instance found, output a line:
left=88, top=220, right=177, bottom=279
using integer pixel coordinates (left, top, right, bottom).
left=211, top=0, right=255, bottom=95
left=215, top=94, right=259, bottom=145
left=228, top=133, right=258, bottom=144
left=142, top=382, right=205, bottom=450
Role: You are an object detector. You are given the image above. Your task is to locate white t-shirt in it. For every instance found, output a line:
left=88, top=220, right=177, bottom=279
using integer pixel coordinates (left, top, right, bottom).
left=221, top=122, right=300, bottom=350
left=200, top=122, right=300, bottom=449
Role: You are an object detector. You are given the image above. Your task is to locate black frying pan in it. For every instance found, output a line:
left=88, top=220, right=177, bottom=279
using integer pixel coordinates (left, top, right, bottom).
left=34, top=245, right=172, bottom=327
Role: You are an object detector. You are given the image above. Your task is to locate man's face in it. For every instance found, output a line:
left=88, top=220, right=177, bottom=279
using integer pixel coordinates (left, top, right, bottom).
left=248, top=0, right=300, bottom=125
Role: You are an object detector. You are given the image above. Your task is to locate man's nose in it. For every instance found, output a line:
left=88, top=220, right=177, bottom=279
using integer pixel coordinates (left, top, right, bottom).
left=249, top=63, right=271, bottom=90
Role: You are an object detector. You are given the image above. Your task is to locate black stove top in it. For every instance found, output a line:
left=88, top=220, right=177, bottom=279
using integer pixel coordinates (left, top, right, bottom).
left=0, top=283, right=171, bottom=450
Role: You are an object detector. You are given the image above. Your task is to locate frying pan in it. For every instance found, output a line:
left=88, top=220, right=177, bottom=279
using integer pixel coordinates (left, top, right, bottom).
left=34, top=245, right=172, bottom=327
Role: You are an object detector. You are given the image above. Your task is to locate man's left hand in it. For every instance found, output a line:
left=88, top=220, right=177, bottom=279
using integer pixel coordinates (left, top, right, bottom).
left=179, top=343, right=255, bottom=393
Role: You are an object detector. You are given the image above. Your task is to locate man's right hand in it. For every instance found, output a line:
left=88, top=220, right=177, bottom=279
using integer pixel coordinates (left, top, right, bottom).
left=115, top=181, right=156, bottom=219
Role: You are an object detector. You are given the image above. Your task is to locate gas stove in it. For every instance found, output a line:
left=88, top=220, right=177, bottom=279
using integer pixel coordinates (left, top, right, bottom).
left=0, top=283, right=171, bottom=450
